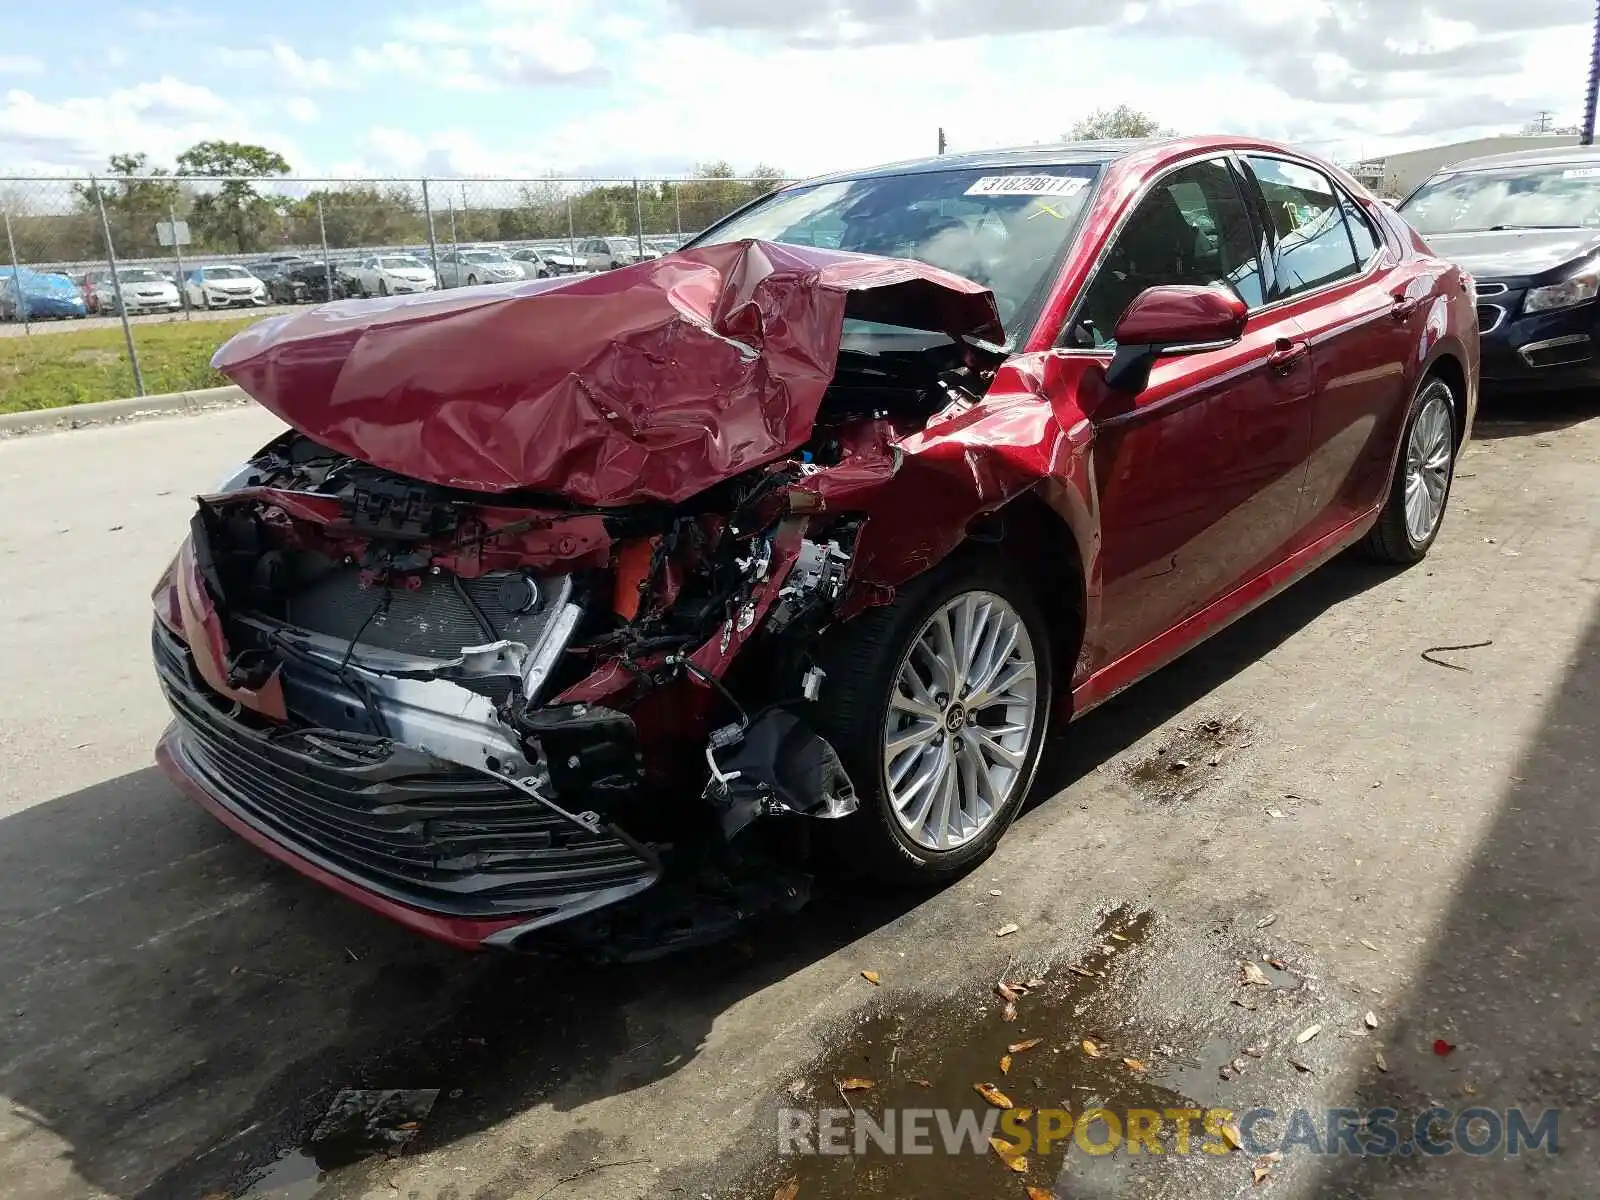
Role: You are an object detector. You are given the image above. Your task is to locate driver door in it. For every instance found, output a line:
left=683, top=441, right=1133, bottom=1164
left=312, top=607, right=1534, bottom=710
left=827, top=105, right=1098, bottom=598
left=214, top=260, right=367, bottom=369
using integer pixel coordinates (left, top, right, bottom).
left=1066, top=155, right=1316, bottom=674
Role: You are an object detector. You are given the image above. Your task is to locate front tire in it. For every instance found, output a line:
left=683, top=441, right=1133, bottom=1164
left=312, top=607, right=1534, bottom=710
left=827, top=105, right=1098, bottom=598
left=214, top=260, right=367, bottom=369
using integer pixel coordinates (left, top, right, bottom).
left=1361, top=374, right=1458, bottom=564
left=812, top=554, right=1052, bottom=882
left=466, top=274, right=478, bottom=286
left=378, top=279, right=389, bottom=296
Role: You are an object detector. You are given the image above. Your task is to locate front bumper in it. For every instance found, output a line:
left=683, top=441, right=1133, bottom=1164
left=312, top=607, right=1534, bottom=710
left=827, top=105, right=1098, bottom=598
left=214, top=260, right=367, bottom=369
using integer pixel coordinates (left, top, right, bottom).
left=205, top=291, right=266, bottom=308
left=152, top=620, right=660, bottom=950
left=1477, top=293, right=1600, bottom=392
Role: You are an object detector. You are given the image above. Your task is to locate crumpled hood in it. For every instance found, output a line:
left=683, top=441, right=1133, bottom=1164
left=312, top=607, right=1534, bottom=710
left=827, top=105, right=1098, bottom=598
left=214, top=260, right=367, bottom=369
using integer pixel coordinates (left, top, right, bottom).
left=213, top=239, right=1003, bottom=506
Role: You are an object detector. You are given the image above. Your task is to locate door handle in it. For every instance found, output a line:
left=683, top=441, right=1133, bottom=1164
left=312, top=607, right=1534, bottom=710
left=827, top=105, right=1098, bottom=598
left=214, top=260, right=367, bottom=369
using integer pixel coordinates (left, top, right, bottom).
left=1391, top=290, right=1421, bottom=319
left=1266, top=338, right=1308, bottom=373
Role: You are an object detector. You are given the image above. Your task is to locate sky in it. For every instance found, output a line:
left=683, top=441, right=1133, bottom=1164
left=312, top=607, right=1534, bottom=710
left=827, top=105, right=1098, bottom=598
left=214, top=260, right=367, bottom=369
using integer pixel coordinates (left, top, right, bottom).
left=0, top=0, right=1594, bottom=181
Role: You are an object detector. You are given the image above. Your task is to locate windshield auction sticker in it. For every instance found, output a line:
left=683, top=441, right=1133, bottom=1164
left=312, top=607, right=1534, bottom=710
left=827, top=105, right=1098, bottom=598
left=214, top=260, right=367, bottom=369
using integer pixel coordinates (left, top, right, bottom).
left=965, top=175, right=1089, bottom=197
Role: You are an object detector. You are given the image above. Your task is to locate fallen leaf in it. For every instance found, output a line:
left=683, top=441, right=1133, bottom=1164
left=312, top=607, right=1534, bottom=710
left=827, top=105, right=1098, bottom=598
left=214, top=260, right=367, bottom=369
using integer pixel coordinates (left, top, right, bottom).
left=974, top=1082, right=1015, bottom=1109
left=913, top=1078, right=932, bottom=1088
left=1252, top=1164, right=1272, bottom=1185
left=773, top=1180, right=800, bottom=1200
left=1123, top=1057, right=1147, bottom=1072
left=1360, top=938, right=1380, bottom=952
left=861, top=970, right=880, bottom=986
left=1008, top=1038, right=1043, bottom=1054
left=1256, top=913, right=1278, bottom=929
left=1289, top=1058, right=1313, bottom=1074
left=997, top=981, right=1020, bottom=1002
left=995, top=923, right=1021, bottom=938
left=1066, top=965, right=1097, bottom=978
left=1002, top=1001, right=1018, bottom=1022
left=1110, top=932, right=1129, bottom=941
left=840, top=1077, right=875, bottom=1092
left=988, top=1137, right=1028, bottom=1173
left=1243, top=1045, right=1265, bottom=1058
left=1240, top=961, right=1270, bottom=987
left=1219, top=1121, right=1243, bottom=1151
left=1374, top=1051, right=1388, bottom=1071
left=1364, top=1011, right=1378, bottom=1029
left=1296, top=1023, right=1323, bottom=1044
left=1268, top=958, right=1288, bottom=971
left=1024, top=977, right=1047, bottom=988
left=1082, top=1039, right=1103, bottom=1058
left=1027, top=1189, right=1053, bottom=1200
left=1463, top=1082, right=1478, bottom=1096
left=1000, top=1054, right=1013, bottom=1074
left=1433, top=1039, right=1456, bottom=1057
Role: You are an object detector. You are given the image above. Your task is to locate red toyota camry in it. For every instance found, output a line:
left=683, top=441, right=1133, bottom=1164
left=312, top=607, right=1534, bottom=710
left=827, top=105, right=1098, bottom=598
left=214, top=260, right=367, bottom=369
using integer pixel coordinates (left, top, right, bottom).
left=151, top=136, right=1478, bottom=957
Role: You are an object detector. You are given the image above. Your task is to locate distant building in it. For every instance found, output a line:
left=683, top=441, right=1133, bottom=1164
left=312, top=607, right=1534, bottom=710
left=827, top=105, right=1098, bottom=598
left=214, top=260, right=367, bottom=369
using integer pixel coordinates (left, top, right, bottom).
left=1344, top=134, right=1582, bottom=198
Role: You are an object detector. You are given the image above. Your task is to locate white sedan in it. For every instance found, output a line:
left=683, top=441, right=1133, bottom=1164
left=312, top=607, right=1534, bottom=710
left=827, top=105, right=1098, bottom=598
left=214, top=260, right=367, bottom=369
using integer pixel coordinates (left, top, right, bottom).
left=184, top=265, right=269, bottom=310
left=351, top=255, right=438, bottom=297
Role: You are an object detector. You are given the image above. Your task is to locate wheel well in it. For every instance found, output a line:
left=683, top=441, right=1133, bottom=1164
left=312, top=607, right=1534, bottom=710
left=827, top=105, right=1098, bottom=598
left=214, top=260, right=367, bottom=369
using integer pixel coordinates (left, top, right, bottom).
left=1427, top=352, right=1468, bottom=447
left=973, top=492, right=1086, bottom=697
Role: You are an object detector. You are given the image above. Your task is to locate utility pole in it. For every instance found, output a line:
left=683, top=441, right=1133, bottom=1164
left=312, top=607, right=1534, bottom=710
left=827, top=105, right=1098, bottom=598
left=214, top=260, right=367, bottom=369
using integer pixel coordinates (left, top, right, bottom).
left=937, top=127, right=947, bottom=155
left=1584, top=0, right=1600, bottom=146
left=1533, top=109, right=1554, bottom=134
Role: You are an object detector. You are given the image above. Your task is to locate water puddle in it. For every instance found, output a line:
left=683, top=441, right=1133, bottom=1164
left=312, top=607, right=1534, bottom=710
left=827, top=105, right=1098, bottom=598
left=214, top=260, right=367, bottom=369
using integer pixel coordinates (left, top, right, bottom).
left=234, top=1088, right=439, bottom=1199
left=731, top=907, right=1244, bottom=1198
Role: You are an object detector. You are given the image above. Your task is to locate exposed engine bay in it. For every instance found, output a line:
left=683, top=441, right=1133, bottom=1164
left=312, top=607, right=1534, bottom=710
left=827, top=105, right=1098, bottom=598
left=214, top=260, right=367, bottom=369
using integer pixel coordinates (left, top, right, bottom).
left=153, top=285, right=1012, bottom=958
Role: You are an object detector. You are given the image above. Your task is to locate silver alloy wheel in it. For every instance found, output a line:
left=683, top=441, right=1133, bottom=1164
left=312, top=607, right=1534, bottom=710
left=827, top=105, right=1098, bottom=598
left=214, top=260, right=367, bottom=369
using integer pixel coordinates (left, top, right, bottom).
left=1404, top=384, right=1454, bottom=545
left=881, top=590, right=1040, bottom=851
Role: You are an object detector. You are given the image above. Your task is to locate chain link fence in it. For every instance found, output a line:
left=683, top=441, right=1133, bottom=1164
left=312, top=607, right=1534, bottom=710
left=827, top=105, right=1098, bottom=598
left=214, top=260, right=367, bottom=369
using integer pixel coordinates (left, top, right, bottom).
left=0, top=174, right=787, bottom=412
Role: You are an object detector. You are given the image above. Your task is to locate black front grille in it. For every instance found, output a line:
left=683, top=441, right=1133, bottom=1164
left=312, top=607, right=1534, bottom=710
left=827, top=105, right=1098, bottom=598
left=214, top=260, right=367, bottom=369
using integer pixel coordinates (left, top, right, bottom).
left=154, top=623, right=656, bottom=919
left=285, top=568, right=560, bottom=660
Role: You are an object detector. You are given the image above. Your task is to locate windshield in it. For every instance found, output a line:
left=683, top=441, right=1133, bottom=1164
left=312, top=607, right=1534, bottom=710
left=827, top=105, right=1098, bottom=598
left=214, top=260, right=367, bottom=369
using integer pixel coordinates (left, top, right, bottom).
left=206, top=267, right=251, bottom=280
left=460, top=250, right=508, bottom=263
left=1400, top=163, right=1600, bottom=235
left=380, top=256, right=426, bottom=268
left=692, top=165, right=1100, bottom=339
left=120, top=269, right=164, bottom=283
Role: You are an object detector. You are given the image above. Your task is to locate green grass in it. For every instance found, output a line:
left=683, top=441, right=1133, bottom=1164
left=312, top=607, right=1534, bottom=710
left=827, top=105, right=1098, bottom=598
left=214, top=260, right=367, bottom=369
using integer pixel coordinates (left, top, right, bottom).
left=0, top=317, right=262, bottom=414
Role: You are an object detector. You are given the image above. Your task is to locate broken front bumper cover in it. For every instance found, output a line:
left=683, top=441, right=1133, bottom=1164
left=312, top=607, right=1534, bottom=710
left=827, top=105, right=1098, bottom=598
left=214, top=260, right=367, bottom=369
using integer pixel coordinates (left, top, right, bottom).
left=153, top=620, right=661, bottom=950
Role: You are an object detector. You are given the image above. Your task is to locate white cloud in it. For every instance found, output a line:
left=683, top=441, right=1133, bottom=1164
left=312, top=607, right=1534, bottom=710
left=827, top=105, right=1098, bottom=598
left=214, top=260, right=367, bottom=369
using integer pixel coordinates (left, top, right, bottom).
left=0, top=78, right=299, bottom=175
left=212, top=41, right=343, bottom=90
left=0, top=55, right=44, bottom=77
left=284, top=97, right=320, bottom=123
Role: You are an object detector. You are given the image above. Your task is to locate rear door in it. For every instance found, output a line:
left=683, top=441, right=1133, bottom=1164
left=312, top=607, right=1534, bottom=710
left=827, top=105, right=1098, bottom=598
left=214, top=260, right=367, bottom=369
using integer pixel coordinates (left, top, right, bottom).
left=1064, top=155, right=1315, bottom=671
left=1239, top=154, right=1422, bottom=543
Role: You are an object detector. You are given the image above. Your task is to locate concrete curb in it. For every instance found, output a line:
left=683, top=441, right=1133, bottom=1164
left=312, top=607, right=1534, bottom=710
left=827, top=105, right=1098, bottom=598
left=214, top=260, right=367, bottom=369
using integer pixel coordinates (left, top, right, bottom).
left=0, top=385, right=251, bottom=436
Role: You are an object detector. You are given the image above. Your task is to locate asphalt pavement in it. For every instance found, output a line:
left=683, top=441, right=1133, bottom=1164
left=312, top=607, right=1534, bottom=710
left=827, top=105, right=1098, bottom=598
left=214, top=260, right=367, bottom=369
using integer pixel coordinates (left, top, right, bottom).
left=0, top=397, right=1596, bottom=1200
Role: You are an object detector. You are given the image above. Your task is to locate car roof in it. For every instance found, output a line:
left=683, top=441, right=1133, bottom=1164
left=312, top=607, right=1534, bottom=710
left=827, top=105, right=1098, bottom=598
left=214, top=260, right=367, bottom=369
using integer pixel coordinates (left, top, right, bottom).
left=1444, top=143, right=1600, bottom=173
left=797, top=138, right=1174, bottom=186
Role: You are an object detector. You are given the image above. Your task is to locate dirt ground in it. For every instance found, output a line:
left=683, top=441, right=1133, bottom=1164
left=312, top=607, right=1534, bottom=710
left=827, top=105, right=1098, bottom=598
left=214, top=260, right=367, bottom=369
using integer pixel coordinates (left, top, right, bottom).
left=0, top=394, right=1595, bottom=1200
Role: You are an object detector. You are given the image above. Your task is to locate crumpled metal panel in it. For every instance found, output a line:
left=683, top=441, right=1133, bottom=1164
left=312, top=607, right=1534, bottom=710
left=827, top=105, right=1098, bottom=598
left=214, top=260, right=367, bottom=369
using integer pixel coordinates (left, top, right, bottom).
left=212, top=240, right=1003, bottom=506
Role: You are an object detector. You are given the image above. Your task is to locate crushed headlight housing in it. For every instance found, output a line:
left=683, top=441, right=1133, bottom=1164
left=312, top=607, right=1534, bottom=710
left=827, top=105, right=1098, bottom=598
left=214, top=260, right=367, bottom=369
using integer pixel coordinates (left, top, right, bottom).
left=1524, top=270, right=1600, bottom=314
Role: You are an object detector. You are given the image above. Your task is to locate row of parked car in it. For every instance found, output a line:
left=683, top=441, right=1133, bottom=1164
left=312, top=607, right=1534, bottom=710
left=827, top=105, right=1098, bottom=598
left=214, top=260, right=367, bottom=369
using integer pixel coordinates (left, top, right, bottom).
left=0, top=235, right=689, bottom=320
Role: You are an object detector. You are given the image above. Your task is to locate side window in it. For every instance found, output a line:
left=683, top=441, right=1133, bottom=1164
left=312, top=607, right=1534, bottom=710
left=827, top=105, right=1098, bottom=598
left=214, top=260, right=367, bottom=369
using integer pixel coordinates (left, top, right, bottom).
left=1341, top=193, right=1381, bottom=264
left=1071, top=158, right=1264, bottom=349
left=1244, top=156, right=1362, bottom=297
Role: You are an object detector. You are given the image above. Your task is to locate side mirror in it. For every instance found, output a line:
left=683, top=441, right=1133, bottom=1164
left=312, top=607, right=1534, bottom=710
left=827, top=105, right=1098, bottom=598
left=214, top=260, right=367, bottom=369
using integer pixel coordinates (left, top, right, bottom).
left=1105, top=285, right=1248, bottom=393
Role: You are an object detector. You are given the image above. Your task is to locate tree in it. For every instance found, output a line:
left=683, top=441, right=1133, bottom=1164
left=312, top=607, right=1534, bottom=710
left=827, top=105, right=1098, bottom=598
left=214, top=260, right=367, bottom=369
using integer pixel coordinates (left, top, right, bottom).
left=284, top=185, right=426, bottom=251
left=74, top=152, right=182, bottom=259
left=1066, top=105, right=1172, bottom=141
left=176, top=140, right=292, bottom=254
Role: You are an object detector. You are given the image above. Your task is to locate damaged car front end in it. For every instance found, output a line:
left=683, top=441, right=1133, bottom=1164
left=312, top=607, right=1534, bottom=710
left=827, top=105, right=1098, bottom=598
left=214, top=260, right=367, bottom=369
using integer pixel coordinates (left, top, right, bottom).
left=151, top=236, right=1052, bottom=957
